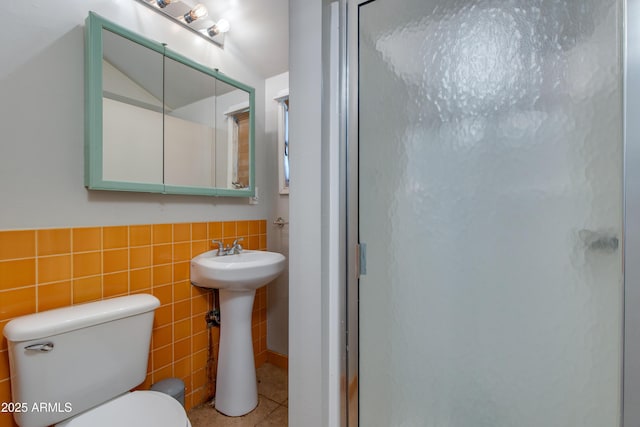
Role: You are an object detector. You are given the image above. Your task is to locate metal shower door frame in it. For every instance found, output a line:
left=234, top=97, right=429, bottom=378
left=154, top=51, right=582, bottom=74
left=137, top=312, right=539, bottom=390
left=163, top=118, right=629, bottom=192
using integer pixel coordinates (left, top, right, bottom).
left=624, top=0, right=640, bottom=425
left=342, top=0, right=637, bottom=425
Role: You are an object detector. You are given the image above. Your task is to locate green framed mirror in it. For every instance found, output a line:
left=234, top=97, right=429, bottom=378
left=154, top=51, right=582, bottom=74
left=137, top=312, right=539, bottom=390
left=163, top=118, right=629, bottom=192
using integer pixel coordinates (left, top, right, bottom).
left=85, top=12, right=255, bottom=197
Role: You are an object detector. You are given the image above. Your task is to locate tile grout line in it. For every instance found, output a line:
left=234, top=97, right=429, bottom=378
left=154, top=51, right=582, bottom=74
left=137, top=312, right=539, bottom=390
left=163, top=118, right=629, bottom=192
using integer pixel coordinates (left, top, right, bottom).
left=34, top=230, right=39, bottom=312
left=69, top=228, right=74, bottom=307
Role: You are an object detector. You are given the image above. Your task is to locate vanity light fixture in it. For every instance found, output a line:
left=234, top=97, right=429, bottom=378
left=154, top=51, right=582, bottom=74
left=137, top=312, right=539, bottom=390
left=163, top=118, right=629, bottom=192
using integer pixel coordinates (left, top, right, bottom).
left=136, top=0, right=228, bottom=47
left=206, top=19, right=230, bottom=37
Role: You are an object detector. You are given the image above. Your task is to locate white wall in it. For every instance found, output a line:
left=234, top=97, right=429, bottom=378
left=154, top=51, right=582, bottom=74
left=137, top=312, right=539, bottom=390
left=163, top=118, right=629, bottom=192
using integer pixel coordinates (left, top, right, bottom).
left=0, top=1, right=275, bottom=229
left=102, top=98, right=164, bottom=183
left=163, top=114, right=216, bottom=187
left=289, top=1, right=325, bottom=425
left=265, top=72, right=289, bottom=355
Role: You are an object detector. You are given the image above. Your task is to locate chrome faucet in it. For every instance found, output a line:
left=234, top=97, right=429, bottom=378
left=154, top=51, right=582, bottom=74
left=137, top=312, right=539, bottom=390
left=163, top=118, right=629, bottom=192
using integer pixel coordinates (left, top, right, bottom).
left=211, top=238, right=244, bottom=256
left=211, top=240, right=225, bottom=256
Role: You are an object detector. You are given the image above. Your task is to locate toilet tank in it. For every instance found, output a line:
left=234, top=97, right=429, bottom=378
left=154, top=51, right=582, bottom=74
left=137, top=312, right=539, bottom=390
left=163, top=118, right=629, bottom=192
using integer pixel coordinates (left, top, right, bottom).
left=3, top=294, right=160, bottom=427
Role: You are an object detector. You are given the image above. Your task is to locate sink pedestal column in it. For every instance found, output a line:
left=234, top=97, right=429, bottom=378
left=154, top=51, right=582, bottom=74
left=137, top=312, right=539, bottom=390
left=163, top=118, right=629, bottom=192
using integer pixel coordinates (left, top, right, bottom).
left=214, top=289, right=258, bottom=416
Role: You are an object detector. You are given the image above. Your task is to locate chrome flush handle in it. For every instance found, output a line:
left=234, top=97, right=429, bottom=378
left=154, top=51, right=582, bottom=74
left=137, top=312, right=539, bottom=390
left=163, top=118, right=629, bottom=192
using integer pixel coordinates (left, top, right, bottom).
left=24, top=342, right=54, bottom=352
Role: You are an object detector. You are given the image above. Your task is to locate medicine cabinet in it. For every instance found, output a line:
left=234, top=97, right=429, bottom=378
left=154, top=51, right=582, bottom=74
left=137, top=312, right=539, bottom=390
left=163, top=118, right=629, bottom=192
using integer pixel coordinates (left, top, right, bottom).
left=85, top=12, right=255, bottom=196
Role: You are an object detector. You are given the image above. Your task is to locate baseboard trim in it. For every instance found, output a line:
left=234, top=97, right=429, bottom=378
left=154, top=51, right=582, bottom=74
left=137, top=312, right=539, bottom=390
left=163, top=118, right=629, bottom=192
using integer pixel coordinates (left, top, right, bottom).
left=266, top=350, right=288, bottom=370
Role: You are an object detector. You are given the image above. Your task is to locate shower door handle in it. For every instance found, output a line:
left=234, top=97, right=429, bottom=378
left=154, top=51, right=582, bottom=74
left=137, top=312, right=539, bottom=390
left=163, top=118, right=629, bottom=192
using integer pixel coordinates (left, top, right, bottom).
left=579, top=229, right=619, bottom=252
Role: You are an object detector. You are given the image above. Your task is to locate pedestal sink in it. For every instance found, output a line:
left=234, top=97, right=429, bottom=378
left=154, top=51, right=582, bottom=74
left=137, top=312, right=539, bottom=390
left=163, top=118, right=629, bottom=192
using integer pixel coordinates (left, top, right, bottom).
left=190, top=249, right=285, bottom=416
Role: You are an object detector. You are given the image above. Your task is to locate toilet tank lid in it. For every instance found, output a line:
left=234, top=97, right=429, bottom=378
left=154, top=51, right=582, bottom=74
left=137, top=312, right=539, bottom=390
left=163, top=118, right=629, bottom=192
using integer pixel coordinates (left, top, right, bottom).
left=3, top=294, right=160, bottom=342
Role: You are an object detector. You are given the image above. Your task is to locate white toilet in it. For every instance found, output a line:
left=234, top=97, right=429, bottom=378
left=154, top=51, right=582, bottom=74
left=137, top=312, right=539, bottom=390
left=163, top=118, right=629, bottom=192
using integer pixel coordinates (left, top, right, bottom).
left=3, top=294, right=191, bottom=427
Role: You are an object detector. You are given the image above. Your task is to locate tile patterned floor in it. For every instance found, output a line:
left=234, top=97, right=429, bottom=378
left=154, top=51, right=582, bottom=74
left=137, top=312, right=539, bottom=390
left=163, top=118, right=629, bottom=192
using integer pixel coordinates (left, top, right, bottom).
left=188, top=363, right=288, bottom=427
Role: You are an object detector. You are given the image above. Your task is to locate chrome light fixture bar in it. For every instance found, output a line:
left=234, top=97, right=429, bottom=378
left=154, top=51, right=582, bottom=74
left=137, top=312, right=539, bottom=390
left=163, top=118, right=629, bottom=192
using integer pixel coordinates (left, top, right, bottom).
left=134, top=0, right=230, bottom=47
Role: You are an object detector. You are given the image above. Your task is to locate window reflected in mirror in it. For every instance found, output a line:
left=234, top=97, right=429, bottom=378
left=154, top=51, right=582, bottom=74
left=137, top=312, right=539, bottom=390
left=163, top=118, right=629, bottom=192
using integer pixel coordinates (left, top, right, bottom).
left=229, top=111, right=250, bottom=188
left=219, top=80, right=250, bottom=189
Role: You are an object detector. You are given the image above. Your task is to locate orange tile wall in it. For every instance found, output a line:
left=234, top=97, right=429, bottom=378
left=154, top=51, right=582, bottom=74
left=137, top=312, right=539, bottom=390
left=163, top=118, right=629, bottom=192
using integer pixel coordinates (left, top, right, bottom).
left=0, top=220, right=269, bottom=427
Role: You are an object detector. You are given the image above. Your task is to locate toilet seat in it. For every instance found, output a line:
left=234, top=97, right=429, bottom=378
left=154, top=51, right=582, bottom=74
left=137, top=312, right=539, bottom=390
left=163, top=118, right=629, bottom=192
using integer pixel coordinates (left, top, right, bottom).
left=56, top=390, right=191, bottom=427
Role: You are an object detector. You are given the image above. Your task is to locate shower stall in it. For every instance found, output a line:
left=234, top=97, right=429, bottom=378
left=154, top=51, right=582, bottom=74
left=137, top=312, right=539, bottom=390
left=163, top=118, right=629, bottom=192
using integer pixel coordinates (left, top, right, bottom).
left=343, top=0, right=640, bottom=424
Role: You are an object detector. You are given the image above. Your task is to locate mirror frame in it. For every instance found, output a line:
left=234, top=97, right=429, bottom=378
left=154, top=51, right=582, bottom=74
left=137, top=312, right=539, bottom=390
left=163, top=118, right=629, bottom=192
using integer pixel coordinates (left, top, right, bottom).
left=85, top=12, right=255, bottom=197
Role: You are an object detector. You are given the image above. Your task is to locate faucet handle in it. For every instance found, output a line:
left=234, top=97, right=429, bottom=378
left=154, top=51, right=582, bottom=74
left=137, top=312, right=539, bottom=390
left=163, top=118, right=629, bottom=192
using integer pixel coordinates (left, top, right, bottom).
left=211, top=240, right=224, bottom=256
left=231, top=237, right=244, bottom=254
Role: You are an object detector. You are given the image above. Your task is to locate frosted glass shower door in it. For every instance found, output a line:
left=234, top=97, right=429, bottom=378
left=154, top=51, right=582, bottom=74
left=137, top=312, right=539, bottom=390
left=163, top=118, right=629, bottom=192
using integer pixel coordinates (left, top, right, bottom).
left=356, top=0, right=623, bottom=426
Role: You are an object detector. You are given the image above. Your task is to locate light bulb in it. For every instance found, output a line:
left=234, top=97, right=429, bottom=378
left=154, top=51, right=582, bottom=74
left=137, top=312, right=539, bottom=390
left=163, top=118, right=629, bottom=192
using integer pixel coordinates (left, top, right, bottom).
left=154, top=0, right=172, bottom=8
left=215, top=19, right=230, bottom=33
left=207, top=19, right=230, bottom=37
left=184, top=3, right=208, bottom=23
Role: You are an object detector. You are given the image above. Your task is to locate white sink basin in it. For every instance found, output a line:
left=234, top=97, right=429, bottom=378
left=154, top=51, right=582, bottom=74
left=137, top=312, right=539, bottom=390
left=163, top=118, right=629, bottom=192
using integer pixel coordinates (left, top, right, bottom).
left=190, top=250, right=285, bottom=291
